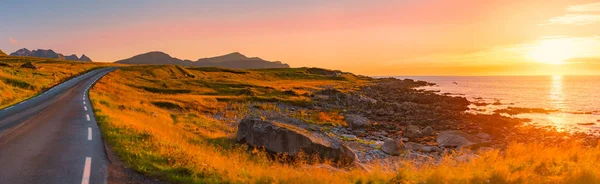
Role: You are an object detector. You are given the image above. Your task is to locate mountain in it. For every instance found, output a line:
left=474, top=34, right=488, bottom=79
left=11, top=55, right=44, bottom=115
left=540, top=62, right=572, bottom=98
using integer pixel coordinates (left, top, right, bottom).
left=79, top=54, right=92, bottom=62
left=10, top=48, right=92, bottom=62
left=116, top=51, right=290, bottom=69
left=115, top=52, right=193, bottom=66
left=0, top=49, right=6, bottom=56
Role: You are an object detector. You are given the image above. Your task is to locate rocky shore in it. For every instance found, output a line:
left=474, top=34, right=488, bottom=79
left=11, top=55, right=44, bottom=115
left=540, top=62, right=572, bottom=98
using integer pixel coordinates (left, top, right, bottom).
left=228, top=76, right=600, bottom=169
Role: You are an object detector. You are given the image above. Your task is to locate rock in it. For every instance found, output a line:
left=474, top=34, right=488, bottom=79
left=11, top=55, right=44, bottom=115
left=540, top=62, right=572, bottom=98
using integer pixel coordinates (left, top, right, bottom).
left=344, top=114, right=370, bottom=129
left=403, top=125, right=423, bottom=138
left=436, top=130, right=482, bottom=147
left=422, top=126, right=435, bottom=136
left=405, top=152, right=434, bottom=161
left=341, top=134, right=357, bottom=140
left=20, top=62, right=38, bottom=69
left=381, top=139, right=405, bottom=155
left=476, top=132, right=492, bottom=140
left=405, top=142, right=442, bottom=152
left=457, top=154, right=479, bottom=162
left=236, top=118, right=357, bottom=165
left=359, top=96, right=377, bottom=104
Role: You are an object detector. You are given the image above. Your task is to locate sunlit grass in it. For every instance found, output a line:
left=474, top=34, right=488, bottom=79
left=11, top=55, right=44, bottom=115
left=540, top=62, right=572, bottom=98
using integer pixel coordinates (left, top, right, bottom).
left=0, top=55, right=113, bottom=109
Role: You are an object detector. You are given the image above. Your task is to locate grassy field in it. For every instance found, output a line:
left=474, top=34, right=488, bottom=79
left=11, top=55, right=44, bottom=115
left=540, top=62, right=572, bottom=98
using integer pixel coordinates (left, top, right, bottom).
left=90, top=65, right=600, bottom=183
left=0, top=55, right=112, bottom=109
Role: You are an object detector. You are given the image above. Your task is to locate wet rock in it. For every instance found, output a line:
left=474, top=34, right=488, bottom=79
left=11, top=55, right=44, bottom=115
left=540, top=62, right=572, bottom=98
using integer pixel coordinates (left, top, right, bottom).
left=381, top=139, right=405, bottom=155
left=436, top=130, right=482, bottom=147
left=344, top=114, right=370, bottom=129
left=422, top=126, right=435, bottom=136
left=20, top=62, right=38, bottom=69
left=236, top=118, right=357, bottom=165
left=403, top=125, right=423, bottom=138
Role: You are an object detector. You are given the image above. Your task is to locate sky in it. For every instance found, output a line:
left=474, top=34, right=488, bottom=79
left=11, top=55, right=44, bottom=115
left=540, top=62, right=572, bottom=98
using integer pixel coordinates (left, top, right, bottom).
left=1, top=0, right=600, bottom=76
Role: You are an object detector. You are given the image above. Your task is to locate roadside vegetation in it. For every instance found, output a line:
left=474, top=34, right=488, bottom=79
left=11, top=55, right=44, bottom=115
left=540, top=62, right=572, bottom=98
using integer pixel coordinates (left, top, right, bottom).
left=90, top=65, right=600, bottom=183
left=0, top=55, right=112, bottom=109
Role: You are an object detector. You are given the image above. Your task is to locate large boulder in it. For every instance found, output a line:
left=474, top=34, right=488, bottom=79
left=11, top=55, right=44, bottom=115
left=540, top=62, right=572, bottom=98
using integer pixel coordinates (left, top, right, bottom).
left=381, top=138, right=405, bottom=155
left=236, top=118, right=357, bottom=165
left=437, top=130, right=482, bottom=147
left=344, top=114, right=370, bottom=129
left=403, top=125, right=423, bottom=138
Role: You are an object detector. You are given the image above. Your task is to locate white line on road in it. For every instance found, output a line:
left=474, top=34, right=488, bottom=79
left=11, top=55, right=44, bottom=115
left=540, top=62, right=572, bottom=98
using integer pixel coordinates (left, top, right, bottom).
left=83, top=101, right=86, bottom=105
left=86, top=114, right=90, bottom=121
left=88, top=127, right=92, bottom=140
left=84, top=106, right=88, bottom=111
left=81, top=157, right=91, bottom=184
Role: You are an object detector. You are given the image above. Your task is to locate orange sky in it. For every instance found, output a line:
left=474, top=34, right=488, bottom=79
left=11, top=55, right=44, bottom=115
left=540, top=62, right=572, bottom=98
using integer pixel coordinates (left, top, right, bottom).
left=3, top=0, right=600, bottom=75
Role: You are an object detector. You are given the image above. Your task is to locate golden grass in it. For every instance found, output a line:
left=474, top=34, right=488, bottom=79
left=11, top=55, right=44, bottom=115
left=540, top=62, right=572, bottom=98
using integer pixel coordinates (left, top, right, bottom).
left=90, top=65, right=600, bottom=183
left=0, top=55, right=114, bottom=109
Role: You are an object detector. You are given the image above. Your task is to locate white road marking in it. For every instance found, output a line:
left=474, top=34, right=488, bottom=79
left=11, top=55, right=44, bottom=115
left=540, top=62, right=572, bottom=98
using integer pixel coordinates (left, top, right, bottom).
left=88, top=127, right=92, bottom=140
left=86, top=114, right=90, bottom=121
left=81, top=157, right=91, bottom=184
left=84, top=106, right=88, bottom=111
left=6, top=107, right=13, bottom=110
left=83, top=101, right=86, bottom=105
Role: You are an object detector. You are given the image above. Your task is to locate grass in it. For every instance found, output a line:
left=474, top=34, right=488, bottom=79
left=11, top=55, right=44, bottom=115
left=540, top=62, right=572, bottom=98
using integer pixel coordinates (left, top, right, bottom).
left=90, top=65, right=600, bottom=183
left=0, top=55, right=115, bottom=109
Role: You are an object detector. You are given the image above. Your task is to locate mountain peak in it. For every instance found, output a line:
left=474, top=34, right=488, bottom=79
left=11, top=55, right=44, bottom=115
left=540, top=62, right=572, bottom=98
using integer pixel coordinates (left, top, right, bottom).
left=117, top=51, right=289, bottom=69
left=10, top=48, right=92, bottom=62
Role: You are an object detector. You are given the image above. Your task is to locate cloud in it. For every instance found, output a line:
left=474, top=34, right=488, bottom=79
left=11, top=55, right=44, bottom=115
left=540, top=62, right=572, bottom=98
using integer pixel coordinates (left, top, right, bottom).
left=544, top=2, right=600, bottom=25
left=567, top=2, right=600, bottom=12
left=9, top=37, right=19, bottom=46
left=546, top=14, right=600, bottom=25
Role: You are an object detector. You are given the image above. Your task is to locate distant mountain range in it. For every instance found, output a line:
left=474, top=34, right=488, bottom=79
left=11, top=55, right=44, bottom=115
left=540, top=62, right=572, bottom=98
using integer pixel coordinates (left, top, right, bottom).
left=10, top=48, right=92, bottom=62
left=116, top=51, right=289, bottom=69
left=0, top=49, right=6, bottom=56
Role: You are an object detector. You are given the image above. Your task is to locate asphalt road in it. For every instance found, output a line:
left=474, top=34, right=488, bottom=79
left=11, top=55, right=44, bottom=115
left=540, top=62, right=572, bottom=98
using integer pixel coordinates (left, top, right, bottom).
left=0, top=67, right=117, bottom=184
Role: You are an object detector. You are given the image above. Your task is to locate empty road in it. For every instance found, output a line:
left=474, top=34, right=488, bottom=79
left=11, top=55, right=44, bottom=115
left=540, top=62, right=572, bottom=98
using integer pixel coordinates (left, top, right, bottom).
left=0, top=67, right=116, bottom=184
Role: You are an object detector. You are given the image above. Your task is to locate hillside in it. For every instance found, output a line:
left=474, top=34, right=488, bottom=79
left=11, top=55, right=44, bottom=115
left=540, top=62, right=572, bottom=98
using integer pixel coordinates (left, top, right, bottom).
left=0, top=49, right=6, bottom=56
left=0, top=56, right=109, bottom=109
left=10, top=48, right=92, bottom=62
left=116, top=51, right=289, bottom=69
left=88, top=65, right=600, bottom=183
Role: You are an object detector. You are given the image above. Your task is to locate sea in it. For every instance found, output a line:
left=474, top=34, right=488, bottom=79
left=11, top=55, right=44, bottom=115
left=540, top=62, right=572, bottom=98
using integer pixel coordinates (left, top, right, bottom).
left=393, top=76, right=600, bottom=133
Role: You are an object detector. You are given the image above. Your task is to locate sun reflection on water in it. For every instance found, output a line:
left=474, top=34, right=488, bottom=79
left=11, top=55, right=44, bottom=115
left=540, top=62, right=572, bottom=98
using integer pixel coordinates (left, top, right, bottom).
left=547, top=75, right=567, bottom=130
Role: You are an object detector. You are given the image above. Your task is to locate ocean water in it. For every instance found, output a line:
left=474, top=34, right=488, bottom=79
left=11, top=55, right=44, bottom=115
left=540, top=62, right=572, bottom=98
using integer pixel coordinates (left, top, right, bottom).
left=394, top=76, right=600, bottom=133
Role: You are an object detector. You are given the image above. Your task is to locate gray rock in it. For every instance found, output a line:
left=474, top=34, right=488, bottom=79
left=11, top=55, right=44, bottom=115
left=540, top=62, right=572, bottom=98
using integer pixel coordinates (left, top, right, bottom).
left=405, top=142, right=442, bottom=152
left=381, top=139, right=405, bottom=155
left=403, top=125, right=423, bottom=138
left=344, top=114, right=371, bottom=129
left=476, top=132, right=492, bottom=141
left=422, top=126, right=435, bottom=136
left=341, top=134, right=357, bottom=140
left=236, top=118, right=357, bottom=165
left=437, top=130, right=482, bottom=147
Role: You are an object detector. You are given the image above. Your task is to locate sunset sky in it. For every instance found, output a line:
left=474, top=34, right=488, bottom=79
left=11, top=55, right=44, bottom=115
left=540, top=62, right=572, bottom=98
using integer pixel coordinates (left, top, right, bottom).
left=1, top=0, right=600, bottom=76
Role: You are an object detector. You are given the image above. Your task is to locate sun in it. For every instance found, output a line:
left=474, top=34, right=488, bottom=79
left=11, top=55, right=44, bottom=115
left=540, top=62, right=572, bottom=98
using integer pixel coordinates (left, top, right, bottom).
left=526, top=38, right=584, bottom=64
